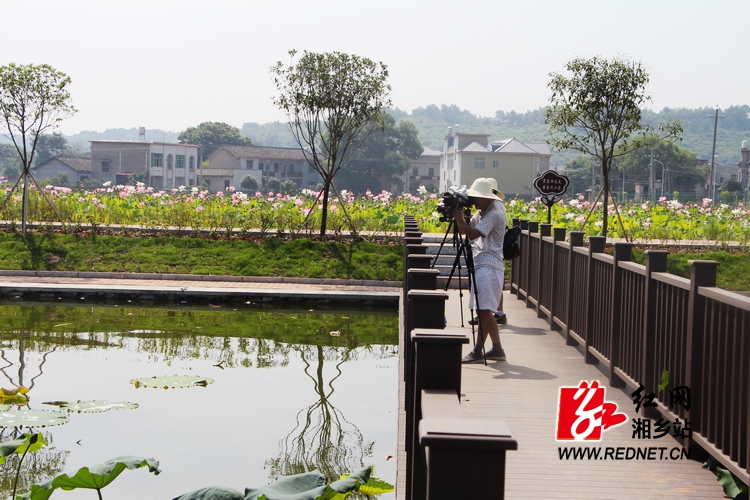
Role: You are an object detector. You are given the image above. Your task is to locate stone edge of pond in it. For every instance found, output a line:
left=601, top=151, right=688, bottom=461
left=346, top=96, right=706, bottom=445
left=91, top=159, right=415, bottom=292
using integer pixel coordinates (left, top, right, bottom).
left=0, top=270, right=402, bottom=288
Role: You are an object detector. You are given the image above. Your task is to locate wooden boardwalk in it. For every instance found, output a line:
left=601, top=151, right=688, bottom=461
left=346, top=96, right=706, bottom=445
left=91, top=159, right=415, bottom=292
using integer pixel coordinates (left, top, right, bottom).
left=397, top=289, right=727, bottom=500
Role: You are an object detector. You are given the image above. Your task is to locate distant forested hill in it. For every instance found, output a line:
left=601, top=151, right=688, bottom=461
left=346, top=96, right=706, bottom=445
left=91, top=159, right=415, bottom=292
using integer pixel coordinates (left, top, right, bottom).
left=49, top=105, right=748, bottom=169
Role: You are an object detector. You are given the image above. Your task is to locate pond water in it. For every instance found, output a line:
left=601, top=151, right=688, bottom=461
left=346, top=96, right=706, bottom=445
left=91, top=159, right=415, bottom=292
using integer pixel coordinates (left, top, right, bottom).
left=0, top=303, right=399, bottom=499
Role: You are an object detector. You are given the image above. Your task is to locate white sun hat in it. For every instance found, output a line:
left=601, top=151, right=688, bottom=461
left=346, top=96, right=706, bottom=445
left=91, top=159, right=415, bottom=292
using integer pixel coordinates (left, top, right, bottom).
left=486, top=178, right=506, bottom=200
left=466, top=178, right=500, bottom=200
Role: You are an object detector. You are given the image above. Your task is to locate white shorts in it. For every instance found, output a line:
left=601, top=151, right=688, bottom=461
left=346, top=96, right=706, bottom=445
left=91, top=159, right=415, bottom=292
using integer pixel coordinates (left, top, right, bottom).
left=469, top=266, right=504, bottom=311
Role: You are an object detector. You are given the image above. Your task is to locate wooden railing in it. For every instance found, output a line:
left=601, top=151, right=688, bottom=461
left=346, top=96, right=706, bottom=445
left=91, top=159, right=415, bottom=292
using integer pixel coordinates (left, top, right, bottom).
left=400, top=216, right=517, bottom=500
left=509, top=220, right=750, bottom=484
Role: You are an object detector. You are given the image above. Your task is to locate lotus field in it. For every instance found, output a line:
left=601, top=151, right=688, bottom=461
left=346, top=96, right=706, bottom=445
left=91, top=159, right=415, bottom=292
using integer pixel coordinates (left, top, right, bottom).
left=3, top=181, right=750, bottom=245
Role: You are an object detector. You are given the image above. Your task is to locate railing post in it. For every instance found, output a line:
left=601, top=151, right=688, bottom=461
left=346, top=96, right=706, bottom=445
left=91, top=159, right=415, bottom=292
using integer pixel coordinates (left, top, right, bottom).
left=565, top=232, right=585, bottom=345
left=525, top=221, right=539, bottom=309
left=509, top=218, right=520, bottom=294
left=584, top=236, right=606, bottom=364
left=537, top=224, right=552, bottom=318
left=404, top=291, right=448, bottom=499
left=549, top=227, right=567, bottom=331
left=609, top=242, right=632, bottom=388
left=684, top=259, right=718, bottom=450
left=409, top=328, right=468, bottom=500
left=641, top=250, right=668, bottom=417
left=420, top=419, right=517, bottom=500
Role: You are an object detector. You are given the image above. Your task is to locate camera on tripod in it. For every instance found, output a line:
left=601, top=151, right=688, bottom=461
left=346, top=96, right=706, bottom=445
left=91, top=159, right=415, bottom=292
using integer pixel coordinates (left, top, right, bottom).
left=436, top=186, right=472, bottom=222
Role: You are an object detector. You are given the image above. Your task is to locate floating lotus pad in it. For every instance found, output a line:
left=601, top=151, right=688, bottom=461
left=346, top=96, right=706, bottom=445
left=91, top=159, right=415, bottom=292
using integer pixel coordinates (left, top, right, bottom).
left=130, top=375, right=214, bottom=390
left=0, top=409, right=69, bottom=428
left=44, top=400, right=139, bottom=413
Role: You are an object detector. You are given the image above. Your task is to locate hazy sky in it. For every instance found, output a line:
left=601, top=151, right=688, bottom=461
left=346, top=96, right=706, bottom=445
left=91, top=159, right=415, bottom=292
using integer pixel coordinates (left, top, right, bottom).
left=4, top=0, right=748, bottom=135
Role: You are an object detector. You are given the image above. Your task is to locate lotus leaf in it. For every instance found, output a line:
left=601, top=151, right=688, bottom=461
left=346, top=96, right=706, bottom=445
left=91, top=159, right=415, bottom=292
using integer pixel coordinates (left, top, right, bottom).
left=244, top=470, right=327, bottom=500
left=172, top=486, right=246, bottom=500
left=48, top=400, right=139, bottom=413
left=0, top=433, right=45, bottom=465
left=130, top=375, right=214, bottom=389
left=19, top=456, right=160, bottom=500
left=0, top=410, right=68, bottom=428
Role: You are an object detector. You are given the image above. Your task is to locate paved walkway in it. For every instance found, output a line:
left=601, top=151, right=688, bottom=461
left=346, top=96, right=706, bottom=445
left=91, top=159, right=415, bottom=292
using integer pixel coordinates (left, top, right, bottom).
left=433, top=289, right=725, bottom=499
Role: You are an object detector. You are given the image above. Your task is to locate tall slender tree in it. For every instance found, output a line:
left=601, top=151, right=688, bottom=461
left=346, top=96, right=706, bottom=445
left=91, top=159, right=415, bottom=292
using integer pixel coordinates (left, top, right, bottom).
left=0, top=63, right=76, bottom=233
left=271, top=50, right=391, bottom=238
left=546, top=56, right=682, bottom=236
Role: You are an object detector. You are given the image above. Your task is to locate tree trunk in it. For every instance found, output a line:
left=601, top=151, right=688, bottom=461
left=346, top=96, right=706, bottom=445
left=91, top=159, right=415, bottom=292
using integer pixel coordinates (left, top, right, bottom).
left=319, top=179, right=330, bottom=239
left=22, top=170, right=29, bottom=235
left=601, top=159, right=609, bottom=237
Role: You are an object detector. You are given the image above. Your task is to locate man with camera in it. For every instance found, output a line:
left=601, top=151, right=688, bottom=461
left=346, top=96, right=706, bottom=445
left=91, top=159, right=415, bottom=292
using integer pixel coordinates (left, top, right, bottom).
left=450, top=177, right=507, bottom=363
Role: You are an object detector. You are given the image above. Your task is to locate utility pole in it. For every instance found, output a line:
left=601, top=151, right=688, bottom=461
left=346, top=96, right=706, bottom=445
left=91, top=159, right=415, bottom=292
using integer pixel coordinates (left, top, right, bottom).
left=708, top=107, right=723, bottom=203
left=650, top=150, right=655, bottom=203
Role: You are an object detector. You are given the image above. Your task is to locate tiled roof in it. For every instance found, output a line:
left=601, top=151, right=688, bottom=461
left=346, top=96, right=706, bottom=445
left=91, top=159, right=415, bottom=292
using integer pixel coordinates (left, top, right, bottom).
left=460, top=141, right=490, bottom=153
left=526, top=143, right=552, bottom=155
left=218, top=145, right=312, bottom=161
left=199, top=169, right=235, bottom=177
left=421, top=147, right=443, bottom=156
left=490, top=138, right=539, bottom=154
left=36, top=157, right=92, bottom=172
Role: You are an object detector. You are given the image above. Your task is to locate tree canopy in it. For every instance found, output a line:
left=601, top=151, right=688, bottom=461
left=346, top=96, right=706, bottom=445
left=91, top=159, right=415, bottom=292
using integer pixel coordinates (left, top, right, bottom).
left=0, top=62, right=76, bottom=232
left=546, top=55, right=682, bottom=236
left=338, top=114, right=423, bottom=194
left=178, top=121, right=253, bottom=159
left=617, top=137, right=703, bottom=193
left=271, top=49, right=391, bottom=237
left=33, top=132, right=86, bottom=165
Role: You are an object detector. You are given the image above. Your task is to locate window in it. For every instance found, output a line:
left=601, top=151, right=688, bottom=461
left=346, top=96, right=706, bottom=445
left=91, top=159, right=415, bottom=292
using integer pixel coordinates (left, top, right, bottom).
left=288, top=164, right=295, bottom=173
left=245, top=159, right=254, bottom=170
left=308, top=165, right=315, bottom=174
left=224, top=180, right=230, bottom=189
left=274, top=163, right=280, bottom=172
left=176, top=155, right=185, bottom=168
left=205, top=179, right=211, bottom=188
left=412, top=167, right=419, bottom=176
left=492, top=160, right=499, bottom=169
left=101, top=160, right=110, bottom=173
left=80, top=175, right=89, bottom=181
left=259, top=162, right=265, bottom=171
left=189, top=179, right=194, bottom=186
left=189, top=156, right=195, bottom=169
left=151, top=153, right=163, bottom=167
left=167, top=154, right=173, bottom=169
left=428, top=168, right=434, bottom=177
left=474, top=158, right=486, bottom=170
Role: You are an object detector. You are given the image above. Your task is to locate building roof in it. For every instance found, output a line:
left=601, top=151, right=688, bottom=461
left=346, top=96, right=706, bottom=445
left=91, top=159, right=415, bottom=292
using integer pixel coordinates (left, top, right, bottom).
left=199, top=168, right=235, bottom=177
left=215, top=145, right=312, bottom=161
left=35, top=156, right=92, bottom=172
left=89, top=140, right=199, bottom=148
left=490, top=138, right=545, bottom=155
left=422, top=147, right=443, bottom=156
left=460, top=141, right=490, bottom=153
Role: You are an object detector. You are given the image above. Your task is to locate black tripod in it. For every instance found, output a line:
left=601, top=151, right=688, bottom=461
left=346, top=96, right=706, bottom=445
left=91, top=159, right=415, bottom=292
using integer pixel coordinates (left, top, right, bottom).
left=432, top=215, right=487, bottom=364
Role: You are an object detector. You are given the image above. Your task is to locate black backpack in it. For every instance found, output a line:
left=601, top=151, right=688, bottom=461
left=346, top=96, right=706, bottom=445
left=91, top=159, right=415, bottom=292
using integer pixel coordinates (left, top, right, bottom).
left=503, top=226, right=521, bottom=260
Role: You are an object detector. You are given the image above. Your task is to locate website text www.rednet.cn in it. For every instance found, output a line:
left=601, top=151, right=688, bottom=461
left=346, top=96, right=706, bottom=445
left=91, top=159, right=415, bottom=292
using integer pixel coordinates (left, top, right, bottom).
left=559, top=446, right=690, bottom=461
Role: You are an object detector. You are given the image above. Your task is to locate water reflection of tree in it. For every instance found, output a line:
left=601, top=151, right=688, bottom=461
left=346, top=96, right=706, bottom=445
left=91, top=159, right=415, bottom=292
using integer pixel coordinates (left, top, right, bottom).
left=0, top=431, right=69, bottom=498
left=264, top=344, right=395, bottom=481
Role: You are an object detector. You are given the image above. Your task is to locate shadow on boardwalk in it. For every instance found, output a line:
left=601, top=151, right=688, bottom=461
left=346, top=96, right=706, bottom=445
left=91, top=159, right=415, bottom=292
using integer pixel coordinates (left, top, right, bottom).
left=444, top=289, right=726, bottom=500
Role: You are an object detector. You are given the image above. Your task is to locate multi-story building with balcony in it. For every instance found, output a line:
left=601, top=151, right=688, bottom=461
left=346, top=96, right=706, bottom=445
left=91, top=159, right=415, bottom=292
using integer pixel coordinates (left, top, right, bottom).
left=89, top=140, right=199, bottom=188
